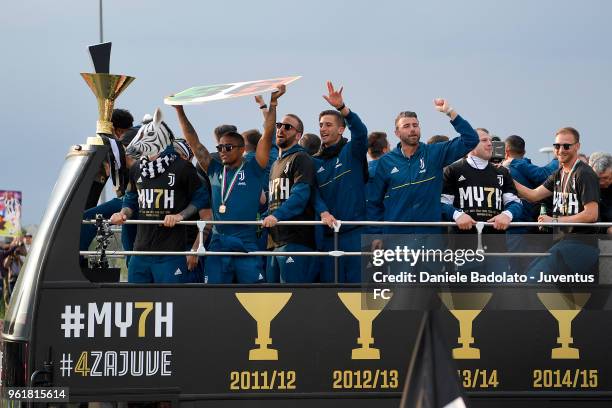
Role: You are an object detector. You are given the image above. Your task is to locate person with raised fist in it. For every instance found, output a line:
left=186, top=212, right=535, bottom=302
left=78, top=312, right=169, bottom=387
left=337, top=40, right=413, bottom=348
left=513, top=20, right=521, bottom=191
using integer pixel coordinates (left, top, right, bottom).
left=368, top=99, right=479, bottom=236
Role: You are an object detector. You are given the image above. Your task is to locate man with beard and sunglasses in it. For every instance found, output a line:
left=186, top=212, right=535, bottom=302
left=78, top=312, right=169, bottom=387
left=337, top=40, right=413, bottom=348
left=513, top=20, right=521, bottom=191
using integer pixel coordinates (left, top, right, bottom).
left=262, top=109, right=319, bottom=283
left=514, top=127, right=600, bottom=280
left=310, top=81, right=368, bottom=283
left=172, top=86, right=285, bottom=283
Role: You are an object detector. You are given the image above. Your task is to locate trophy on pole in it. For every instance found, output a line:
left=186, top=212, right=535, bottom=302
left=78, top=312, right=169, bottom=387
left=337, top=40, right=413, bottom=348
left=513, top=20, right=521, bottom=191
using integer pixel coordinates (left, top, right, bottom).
left=79, top=42, right=135, bottom=273
left=81, top=42, right=135, bottom=145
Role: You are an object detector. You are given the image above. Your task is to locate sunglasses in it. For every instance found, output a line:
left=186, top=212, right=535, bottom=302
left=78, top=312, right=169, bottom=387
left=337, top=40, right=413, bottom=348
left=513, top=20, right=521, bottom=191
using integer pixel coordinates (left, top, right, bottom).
left=275, top=122, right=297, bottom=131
left=553, top=143, right=576, bottom=150
left=216, top=143, right=244, bottom=152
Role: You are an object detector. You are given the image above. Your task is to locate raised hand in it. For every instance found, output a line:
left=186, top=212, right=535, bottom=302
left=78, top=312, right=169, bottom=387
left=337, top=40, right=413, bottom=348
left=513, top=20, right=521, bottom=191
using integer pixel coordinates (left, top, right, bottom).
left=322, top=81, right=344, bottom=109
left=433, top=98, right=451, bottom=114
left=270, top=84, right=286, bottom=104
left=254, top=95, right=266, bottom=107
left=167, top=95, right=183, bottom=112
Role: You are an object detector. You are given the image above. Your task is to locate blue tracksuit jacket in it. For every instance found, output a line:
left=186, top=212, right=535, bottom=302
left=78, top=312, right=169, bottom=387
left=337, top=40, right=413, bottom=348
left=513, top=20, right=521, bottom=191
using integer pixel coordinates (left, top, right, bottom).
left=367, top=115, right=479, bottom=234
left=313, top=110, right=368, bottom=223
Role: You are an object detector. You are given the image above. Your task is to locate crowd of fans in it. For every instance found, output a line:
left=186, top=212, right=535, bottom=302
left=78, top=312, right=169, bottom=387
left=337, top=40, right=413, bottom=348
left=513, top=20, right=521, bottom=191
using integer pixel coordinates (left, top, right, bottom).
left=0, top=234, right=31, bottom=307
left=79, top=82, right=612, bottom=284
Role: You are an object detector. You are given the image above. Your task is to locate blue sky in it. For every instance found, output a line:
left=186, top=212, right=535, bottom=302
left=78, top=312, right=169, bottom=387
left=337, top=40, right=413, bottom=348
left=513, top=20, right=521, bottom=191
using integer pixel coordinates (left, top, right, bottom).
left=1, top=0, right=611, bottom=225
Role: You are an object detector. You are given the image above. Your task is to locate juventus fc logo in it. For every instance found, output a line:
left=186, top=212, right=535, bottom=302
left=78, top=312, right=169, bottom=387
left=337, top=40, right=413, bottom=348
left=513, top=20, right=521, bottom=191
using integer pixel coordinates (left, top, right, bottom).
left=419, top=158, right=425, bottom=170
left=168, top=173, right=176, bottom=187
left=238, top=170, right=245, bottom=181
left=284, top=162, right=290, bottom=174
left=497, top=175, right=503, bottom=186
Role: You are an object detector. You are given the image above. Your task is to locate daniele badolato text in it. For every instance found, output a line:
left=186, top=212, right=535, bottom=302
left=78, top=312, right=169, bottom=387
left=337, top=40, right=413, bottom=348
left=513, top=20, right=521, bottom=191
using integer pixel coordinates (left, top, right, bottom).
left=369, top=246, right=595, bottom=284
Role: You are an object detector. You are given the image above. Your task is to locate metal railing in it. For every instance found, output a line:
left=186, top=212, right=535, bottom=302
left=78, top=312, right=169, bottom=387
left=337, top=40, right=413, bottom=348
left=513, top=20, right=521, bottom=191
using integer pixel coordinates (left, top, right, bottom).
left=81, top=219, right=612, bottom=283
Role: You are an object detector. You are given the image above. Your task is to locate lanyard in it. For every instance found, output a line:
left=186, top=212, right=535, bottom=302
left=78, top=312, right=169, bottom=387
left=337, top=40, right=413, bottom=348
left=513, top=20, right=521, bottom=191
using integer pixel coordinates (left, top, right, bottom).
left=559, top=159, right=579, bottom=214
left=221, top=161, right=245, bottom=205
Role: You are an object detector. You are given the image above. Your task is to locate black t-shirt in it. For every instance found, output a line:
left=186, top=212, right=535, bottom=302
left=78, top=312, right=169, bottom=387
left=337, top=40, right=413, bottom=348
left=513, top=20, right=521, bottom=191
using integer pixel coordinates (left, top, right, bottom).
left=443, top=159, right=517, bottom=233
left=267, top=149, right=316, bottom=249
left=543, top=160, right=600, bottom=234
left=128, top=159, right=201, bottom=251
left=600, top=186, right=612, bottom=223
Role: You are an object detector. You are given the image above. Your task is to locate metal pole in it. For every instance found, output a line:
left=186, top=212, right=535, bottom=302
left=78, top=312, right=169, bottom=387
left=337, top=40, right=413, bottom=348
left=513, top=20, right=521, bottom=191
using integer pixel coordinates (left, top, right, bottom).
left=99, top=0, right=104, bottom=43
left=334, top=230, right=339, bottom=283
left=97, top=0, right=106, bottom=206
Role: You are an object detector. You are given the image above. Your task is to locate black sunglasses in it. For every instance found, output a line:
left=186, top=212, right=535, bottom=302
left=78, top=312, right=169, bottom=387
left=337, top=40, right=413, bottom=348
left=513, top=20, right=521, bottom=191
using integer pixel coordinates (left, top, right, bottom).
left=275, top=122, right=296, bottom=131
left=553, top=143, right=576, bottom=150
left=216, top=143, right=244, bottom=152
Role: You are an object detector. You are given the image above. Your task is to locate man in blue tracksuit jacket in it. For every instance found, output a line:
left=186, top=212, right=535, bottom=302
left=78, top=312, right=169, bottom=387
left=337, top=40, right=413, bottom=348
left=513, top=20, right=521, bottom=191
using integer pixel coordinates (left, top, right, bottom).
left=368, top=99, right=479, bottom=240
left=311, top=81, right=369, bottom=283
left=503, top=134, right=559, bottom=273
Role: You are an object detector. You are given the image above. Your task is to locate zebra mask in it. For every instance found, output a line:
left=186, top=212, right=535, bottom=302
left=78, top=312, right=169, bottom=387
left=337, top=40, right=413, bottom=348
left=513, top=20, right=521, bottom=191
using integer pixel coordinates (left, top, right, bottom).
left=126, top=107, right=175, bottom=159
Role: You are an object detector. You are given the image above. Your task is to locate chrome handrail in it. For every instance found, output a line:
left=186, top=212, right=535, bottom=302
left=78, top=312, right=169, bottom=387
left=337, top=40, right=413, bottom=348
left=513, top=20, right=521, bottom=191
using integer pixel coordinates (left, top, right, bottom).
left=82, top=218, right=612, bottom=283
left=83, top=219, right=612, bottom=227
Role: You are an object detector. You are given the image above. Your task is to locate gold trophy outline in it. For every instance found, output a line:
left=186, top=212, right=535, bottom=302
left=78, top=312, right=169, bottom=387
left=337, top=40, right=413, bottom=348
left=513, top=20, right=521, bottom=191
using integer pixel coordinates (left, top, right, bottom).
left=439, top=292, right=492, bottom=359
left=81, top=42, right=135, bottom=144
left=338, top=292, right=392, bottom=360
left=537, top=292, right=590, bottom=359
left=236, top=293, right=292, bottom=361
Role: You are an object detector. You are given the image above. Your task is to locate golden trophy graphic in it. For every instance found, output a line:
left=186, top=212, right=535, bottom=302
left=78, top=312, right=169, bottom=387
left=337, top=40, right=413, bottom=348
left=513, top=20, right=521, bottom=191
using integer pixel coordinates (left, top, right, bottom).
left=236, top=293, right=292, bottom=361
left=537, top=292, right=590, bottom=359
left=338, top=292, right=392, bottom=360
left=81, top=42, right=135, bottom=143
left=439, top=292, right=492, bottom=359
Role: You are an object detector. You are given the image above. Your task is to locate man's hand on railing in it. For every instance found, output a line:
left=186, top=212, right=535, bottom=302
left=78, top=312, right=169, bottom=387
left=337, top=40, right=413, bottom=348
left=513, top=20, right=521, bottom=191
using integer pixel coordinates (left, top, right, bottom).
left=371, top=239, right=383, bottom=252
left=109, top=212, right=127, bottom=225
left=186, top=253, right=199, bottom=271
left=163, top=214, right=184, bottom=228
left=320, top=211, right=338, bottom=229
left=456, top=213, right=476, bottom=230
left=262, top=215, right=279, bottom=228
left=538, top=214, right=553, bottom=224
left=488, top=213, right=512, bottom=230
